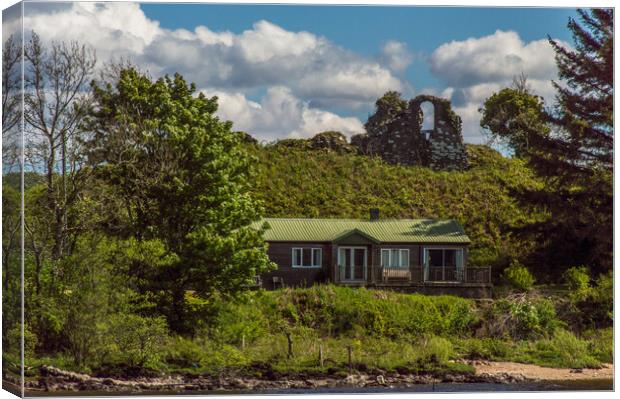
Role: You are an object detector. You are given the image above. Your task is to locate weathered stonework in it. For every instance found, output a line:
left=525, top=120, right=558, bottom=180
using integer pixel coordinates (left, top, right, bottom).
left=353, top=95, right=468, bottom=171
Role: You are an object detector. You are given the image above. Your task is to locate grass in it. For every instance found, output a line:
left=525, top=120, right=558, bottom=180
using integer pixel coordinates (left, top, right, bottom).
left=20, top=286, right=613, bottom=377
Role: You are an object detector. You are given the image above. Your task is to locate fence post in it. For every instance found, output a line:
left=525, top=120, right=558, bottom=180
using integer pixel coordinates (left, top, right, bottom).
left=319, top=343, right=324, bottom=368
left=347, top=345, right=352, bottom=373
left=286, top=332, right=293, bottom=359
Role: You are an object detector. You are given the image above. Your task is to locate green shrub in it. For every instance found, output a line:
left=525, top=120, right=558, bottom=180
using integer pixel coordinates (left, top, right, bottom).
left=200, top=343, right=249, bottom=374
left=454, top=338, right=511, bottom=360
left=107, top=314, right=168, bottom=368
left=484, top=296, right=561, bottom=339
left=532, top=329, right=600, bottom=369
left=563, top=266, right=592, bottom=301
left=583, top=328, right=613, bottom=364
left=502, top=261, right=535, bottom=292
left=591, top=271, right=613, bottom=323
left=162, top=336, right=204, bottom=369
left=210, top=294, right=271, bottom=346
left=7, top=323, right=37, bottom=359
left=559, top=270, right=612, bottom=329
left=417, top=336, right=453, bottom=365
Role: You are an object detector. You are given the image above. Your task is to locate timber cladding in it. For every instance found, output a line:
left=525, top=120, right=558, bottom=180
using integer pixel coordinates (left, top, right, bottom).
left=261, top=241, right=332, bottom=289
left=260, top=241, right=469, bottom=289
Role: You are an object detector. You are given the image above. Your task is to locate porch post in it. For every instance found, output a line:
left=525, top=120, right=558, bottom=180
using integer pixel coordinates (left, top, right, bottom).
left=369, top=244, right=375, bottom=284
left=332, top=244, right=338, bottom=283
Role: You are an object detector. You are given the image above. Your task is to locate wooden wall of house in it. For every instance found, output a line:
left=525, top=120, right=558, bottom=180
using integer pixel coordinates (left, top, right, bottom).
left=261, top=241, right=332, bottom=289
left=260, top=241, right=470, bottom=289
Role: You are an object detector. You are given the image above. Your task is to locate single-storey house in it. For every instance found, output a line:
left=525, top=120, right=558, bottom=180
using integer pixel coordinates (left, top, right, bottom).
left=254, top=210, right=492, bottom=297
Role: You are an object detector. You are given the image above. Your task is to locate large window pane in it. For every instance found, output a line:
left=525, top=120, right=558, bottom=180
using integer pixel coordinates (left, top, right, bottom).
left=391, top=249, right=400, bottom=267
left=302, top=248, right=311, bottom=266
left=400, top=250, right=409, bottom=268
left=293, top=248, right=302, bottom=266
left=428, top=249, right=443, bottom=267
left=381, top=249, right=390, bottom=267
left=312, top=248, right=322, bottom=267
left=444, top=249, right=456, bottom=267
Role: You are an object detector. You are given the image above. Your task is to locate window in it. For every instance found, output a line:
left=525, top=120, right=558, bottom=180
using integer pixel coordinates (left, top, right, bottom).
left=381, top=249, right=410, bottom=268
left=425, top=248, right=463, bottom=268
left=292, top=248, right=322, bottom=268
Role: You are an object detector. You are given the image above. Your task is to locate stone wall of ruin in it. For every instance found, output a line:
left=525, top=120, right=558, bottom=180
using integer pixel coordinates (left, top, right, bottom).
left=353, top=95, right=468, bottom=171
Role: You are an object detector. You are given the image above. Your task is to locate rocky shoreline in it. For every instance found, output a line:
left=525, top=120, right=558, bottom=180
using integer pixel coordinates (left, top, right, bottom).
left=8, top=361, right=612, bottom=393
left=15, top=364, right=532, bottom=393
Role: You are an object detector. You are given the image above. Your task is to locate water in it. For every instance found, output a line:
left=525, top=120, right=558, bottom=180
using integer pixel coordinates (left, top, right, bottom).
left=26, top=379, right=613, bottom=396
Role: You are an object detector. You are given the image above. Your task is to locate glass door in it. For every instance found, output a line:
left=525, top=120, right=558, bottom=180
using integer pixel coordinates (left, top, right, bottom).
left=338, top=247, right=367, bottom=282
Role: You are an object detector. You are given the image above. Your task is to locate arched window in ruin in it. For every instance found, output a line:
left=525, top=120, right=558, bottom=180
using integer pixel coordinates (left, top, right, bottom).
left=420, top=101, right=435, bottom=140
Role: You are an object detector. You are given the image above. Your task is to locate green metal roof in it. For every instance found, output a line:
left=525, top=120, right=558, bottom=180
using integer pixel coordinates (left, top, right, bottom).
left=253, top=218, right=471, bottom=244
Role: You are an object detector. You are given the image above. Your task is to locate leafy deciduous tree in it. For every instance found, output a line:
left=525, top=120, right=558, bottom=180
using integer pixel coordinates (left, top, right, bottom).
left=84, top=68, right=275, bottom=333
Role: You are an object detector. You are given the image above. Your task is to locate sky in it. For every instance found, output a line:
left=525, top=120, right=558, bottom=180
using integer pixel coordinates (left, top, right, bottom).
left=3, top=2, right=580, bottom=143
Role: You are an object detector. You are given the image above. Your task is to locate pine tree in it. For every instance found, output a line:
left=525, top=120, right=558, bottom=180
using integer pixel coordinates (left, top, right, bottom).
left=542, top=8, right=613, bottom=175
left=529, top=9, right=613, bottom=275
left=480, top=9, right=613, bottom=276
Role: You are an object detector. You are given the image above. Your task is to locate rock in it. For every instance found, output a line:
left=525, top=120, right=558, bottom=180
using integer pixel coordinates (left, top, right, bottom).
left=570, top=368, right=584, bottom=373
left=376, top=375, right=386, bottom=385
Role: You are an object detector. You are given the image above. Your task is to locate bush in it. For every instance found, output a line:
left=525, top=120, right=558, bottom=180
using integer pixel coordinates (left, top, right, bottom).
left=107, top=314, right=168, bottom=368
left=162, top=336, right=205, bottom=369
left=483, top=295, right=561, bottom=340
left=563, top=266, right=592, bottom=301
left=502, top=261, right=535, bottom=292
left=454, top=338, right=510, bottom=360
left=532, top=329, right=600, bottom=369
left=7, top=323, right=38, bottom=359
left=559, top=269, right=612, bottom=329
left=417, top=336, right=453, bottom=366
left=591, top=271, right=613, bottom=323
left=583, top=328, right=613, bottom=364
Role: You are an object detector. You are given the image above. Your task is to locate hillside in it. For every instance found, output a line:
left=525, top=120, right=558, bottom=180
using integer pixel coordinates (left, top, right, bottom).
left=249, top=142, right=548, bottom=273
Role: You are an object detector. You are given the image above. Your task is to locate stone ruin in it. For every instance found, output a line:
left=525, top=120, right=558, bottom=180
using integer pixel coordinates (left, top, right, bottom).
left=351, top=94, right=468, bottom=171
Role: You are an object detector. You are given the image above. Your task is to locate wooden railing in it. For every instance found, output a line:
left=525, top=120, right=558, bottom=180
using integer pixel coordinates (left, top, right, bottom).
left=464, top=267, right=492, bottom=283
left=427, top=266, right=460, bottom=282
left=335, top=264, right=492, bottom=284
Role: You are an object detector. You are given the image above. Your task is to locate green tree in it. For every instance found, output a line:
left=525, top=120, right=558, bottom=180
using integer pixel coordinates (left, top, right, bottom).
left=480, top=9, right=613, bottom=276
left=480, top=82, right=549, bottom=158
left=84, top=68, right=275, bottom=333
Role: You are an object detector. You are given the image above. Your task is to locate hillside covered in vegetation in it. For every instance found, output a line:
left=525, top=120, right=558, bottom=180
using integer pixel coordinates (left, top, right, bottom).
left=249, top=141, right=547, bottom=278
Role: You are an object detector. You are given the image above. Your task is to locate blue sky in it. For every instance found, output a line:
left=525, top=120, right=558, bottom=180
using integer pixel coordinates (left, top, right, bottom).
left=7, top=2, right=580, bottom=143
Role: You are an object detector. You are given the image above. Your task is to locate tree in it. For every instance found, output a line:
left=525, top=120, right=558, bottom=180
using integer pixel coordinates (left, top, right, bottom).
left=2, top=35, right=22, bottom=174
left=23, top=31, right=96, bottom=263
left=547, top=8, right=613, bottom=173
left=84, top=68, right=275, bottom=333
left=480, top=82, right=549, bottom=158
left=480, top=9, right=613, bottom=275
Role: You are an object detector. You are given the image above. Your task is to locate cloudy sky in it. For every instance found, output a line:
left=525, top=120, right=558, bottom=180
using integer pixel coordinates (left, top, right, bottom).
left=3, top=2, right=578, bottom=143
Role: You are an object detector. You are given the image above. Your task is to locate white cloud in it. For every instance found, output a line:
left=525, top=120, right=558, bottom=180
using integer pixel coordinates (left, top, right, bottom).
left=20, top=3, right=402, bottom=108
left=430, top=30, right=562, bottom=88
left=18, top=2, right=160, bottom=61
left=15, top=2, right=402, bottom=141
left=208, top=87, right=364, bottom=142
left=428, top=30, right=564, bottom=143
left=379, top=40, right=414, bottom=72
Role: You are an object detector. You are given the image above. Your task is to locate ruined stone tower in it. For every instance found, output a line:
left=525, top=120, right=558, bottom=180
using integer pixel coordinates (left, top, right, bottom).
left=352, top=94, right=468, bottom=171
